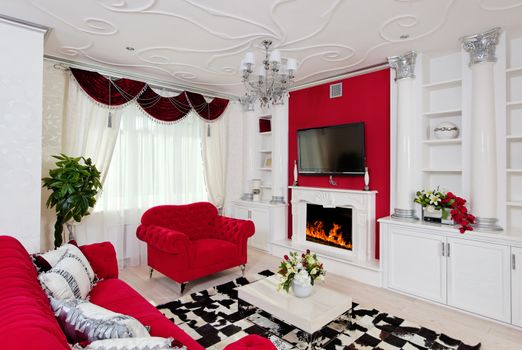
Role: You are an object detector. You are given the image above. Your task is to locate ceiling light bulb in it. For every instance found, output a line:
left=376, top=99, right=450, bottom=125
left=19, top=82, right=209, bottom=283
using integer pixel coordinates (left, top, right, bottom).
left=269, top=49, right=281, bottom=63
left=286, top=58, right=297, bottom=71
left=244, top=52, right=255, bottom=65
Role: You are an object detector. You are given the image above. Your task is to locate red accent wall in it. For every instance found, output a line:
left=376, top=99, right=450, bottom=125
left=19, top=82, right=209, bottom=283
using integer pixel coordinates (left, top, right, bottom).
left=288, top=69, right=391, bottom=259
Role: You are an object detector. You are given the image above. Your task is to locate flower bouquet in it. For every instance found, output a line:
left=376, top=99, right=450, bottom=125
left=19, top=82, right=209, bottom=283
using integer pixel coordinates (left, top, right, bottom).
left=277, top=250, right=326, bottom=295
left=414, top=188, right=475, bottom=233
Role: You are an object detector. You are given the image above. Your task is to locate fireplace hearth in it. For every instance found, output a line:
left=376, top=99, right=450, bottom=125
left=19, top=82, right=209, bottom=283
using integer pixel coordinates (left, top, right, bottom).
left=306, top=204, right=353, bottom=251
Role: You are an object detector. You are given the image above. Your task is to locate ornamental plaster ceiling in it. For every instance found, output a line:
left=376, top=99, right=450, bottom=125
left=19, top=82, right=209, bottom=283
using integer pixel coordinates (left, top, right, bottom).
left=2, top=0, right=522, bottom=97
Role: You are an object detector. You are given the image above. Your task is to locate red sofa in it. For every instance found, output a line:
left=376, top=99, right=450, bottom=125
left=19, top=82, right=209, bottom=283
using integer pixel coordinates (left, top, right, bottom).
left=0, top=235, right=203, bottom=350
left=137, top=202, right=255, bottom=290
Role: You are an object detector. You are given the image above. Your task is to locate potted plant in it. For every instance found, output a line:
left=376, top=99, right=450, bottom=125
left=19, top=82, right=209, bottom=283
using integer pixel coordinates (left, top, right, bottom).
left=42, top=154, right=102, bottom=248
left=414, top=188, right=475, bottom=233
left=277, top=250, right=326, bottom=298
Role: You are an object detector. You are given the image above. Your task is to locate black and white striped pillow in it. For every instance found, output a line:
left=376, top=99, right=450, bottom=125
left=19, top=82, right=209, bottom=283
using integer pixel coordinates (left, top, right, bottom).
left=39, top=247, right=95, bottom=300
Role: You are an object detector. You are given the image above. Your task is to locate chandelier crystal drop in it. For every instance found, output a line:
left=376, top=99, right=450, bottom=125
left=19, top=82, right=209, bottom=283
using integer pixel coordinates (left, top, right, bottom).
left=240, top=40, right=298, bottom=110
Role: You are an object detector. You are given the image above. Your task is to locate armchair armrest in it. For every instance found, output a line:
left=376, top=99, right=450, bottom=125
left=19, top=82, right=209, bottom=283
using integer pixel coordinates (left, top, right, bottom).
left=213, top=216, right=255, bottom=245
left=79, top=242, right=118, bottom=280
left=136, top=224, right=192, bottom=256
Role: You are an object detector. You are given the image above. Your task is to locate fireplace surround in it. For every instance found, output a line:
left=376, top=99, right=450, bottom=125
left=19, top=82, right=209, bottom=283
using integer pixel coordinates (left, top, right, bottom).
left=290, top=186, right=376, bottom=263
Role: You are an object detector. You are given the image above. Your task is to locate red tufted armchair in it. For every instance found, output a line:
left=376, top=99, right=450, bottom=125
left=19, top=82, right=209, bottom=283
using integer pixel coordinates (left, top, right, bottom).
left=136, top=202, right=255, bottom=292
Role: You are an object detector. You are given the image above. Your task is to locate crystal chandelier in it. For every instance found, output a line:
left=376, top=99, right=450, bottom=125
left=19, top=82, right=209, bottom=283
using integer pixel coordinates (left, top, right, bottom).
left=240, top=40, right=298, bottom=110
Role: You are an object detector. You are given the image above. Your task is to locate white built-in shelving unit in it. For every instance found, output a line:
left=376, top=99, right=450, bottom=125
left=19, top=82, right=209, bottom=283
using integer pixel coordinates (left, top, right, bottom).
left=257, top=115, right=273, bottom=203
left=506, top=33, right=522, bottom=231
left=412, top=30, right=522, bottom=233
left=420, top=51, right=464, bottom=197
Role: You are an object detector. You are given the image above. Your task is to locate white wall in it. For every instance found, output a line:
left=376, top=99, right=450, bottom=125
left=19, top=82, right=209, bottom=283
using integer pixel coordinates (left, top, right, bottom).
left=0, top=19, right=45, bottom=253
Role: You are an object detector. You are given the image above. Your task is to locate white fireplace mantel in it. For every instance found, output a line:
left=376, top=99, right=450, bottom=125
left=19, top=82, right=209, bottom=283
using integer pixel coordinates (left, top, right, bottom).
left=289, top=186, right=377, bottom=263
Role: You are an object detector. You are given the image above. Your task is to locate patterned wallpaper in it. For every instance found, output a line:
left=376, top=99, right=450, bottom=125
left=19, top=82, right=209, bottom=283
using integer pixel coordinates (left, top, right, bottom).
left=40, top=61, right=67, bottom=251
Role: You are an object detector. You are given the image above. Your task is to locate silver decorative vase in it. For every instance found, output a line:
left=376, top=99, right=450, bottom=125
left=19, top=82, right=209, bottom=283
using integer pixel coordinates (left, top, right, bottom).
left=292, top=280, right=313, bottom=298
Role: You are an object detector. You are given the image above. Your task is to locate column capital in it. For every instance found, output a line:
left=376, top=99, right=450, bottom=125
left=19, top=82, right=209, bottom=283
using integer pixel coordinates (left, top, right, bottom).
left=461, top=27, right=501, bottom=66
left=387, top=51, right=417, bottom=80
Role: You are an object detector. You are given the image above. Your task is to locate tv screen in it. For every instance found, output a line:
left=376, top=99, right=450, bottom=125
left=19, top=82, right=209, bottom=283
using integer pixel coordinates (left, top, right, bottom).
left=298, top=122, right=365, bottom=175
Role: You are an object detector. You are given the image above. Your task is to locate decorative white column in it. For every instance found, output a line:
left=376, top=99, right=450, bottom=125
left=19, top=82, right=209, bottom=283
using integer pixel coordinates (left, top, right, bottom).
left=241, top=106, right=257, bottom=200
left=270, top=97, right=289, bottom=204
left=462, top=27, right=502, bottom=231
left=388, top=51, right=418, bottom=221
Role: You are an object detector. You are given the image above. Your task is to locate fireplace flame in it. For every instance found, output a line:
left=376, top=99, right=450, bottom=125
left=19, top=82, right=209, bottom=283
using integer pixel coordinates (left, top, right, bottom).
left=306, top=221, right=352, bottom=250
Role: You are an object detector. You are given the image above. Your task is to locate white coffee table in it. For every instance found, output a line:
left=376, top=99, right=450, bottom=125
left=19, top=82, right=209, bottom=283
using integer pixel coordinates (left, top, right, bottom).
left=237, top=275, right=352, bottom=347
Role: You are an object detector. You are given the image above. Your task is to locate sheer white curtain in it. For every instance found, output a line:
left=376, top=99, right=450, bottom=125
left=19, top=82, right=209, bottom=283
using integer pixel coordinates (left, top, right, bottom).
left=77, top=104, right=208, bottom=266
left=201, top=113, right=227, bottom=209
left=62, top=77, right=123, bottom=184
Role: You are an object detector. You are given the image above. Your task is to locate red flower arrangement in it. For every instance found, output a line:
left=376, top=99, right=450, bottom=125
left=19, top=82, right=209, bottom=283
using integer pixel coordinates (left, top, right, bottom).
left=441, top=192, right=475, bottom=233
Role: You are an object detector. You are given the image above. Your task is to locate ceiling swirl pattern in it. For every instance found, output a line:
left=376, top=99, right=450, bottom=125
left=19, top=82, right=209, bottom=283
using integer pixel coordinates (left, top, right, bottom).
left=0, top=0, right=521, bottom=95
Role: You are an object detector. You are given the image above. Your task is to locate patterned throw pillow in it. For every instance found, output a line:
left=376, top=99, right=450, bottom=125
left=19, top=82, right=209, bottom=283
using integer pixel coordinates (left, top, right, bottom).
left=72, top=337, right=186, bottom=350
left=39, top=246, right=96, bottom=300
left=50, top=298, right=150, bottom=344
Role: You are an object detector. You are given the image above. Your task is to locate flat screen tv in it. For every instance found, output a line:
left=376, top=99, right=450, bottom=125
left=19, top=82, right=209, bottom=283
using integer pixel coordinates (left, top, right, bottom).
left=297, top=122, right=365, bottom=175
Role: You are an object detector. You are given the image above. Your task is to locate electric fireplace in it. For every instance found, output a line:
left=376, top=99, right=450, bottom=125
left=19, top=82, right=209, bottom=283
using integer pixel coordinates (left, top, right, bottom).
left=305, top=204, right=353, bottom=251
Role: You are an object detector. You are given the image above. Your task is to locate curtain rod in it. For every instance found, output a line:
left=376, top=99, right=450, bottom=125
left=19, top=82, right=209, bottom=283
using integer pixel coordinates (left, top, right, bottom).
left=44, top=55, right=240, bottom=101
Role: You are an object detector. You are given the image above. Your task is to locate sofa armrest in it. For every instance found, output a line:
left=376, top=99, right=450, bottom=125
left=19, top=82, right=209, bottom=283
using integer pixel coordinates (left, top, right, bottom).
left=213, top=216, right=255, bottom=245
left=136, top=224, right=192, bottom=255
left=80, top=242, right=118, bottom=280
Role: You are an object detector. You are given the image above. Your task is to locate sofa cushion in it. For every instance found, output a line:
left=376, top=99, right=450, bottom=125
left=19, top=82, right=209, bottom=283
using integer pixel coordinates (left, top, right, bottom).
left=77, top=336, right=184, bottom=350
left=192, top=238, right=238, bottom=268
left=39, top=248, right=95, bottom=300
left=50, top=298, right=150, bottom=343
left=80, top=241, right=119, bottom=280
left=0, top=235, right=70, bottom=350
left=224, top=335, right=276, bottom=350
left=89, top=279, right=203, bottom=350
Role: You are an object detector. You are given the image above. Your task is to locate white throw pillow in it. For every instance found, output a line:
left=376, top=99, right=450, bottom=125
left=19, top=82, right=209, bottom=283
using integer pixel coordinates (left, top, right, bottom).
left=51, top=298, right=151, bottom=343
left=75, top=337, right=185, bottom=350
left=39, top=247, right=95, bottom=300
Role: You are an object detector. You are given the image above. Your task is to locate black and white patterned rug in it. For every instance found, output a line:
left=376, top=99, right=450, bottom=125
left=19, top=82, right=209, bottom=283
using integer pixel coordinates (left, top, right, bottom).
left=157, top=271, right=481, bottom=350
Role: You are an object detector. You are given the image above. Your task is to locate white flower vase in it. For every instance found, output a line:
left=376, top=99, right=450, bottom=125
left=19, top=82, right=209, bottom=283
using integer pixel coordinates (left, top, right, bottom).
left=292, top=280, right=313, bottom=298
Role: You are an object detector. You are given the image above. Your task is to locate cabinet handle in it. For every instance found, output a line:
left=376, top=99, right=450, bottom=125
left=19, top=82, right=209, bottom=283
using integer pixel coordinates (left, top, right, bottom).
left=247, top=210, right=252, bottom=219
left=447, top=243, right=451, bottom=257
left=441, top=242, right=445, bottom=257
left=513, top=254, right=517, bottom=270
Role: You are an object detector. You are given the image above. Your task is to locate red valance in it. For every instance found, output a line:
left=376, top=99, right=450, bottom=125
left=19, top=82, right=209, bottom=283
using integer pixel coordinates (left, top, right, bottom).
left=137, top=86, right=191, bottom=122
left=70, top=68, right=229, bottom=123
left=70, top=68, right=146, bottom=106
left=186, top=91, right=229, bottom=122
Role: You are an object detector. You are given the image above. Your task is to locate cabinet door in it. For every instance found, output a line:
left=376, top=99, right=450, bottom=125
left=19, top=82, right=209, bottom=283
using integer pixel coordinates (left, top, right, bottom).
left=387, top=227, right=447, bottom=303
left=447, top=238, right=511, bottom=322
left=232, top=206, right=250, bottom=221
left=512, top=247, right=522, bottom=327
left=249, top=208, right=269, bottom=251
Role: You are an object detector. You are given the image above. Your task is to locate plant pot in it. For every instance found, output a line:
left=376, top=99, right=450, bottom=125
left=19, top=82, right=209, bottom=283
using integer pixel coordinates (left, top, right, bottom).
left=422, top=207, right=454, bottom=225
left=292, top=280, right=313, bottom=298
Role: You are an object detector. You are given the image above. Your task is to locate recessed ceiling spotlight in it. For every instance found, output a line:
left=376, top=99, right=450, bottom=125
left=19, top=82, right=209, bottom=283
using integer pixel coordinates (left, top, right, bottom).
left=400, top=34, right=410, bottom=40
left=126, top=46, right=135, bottom=51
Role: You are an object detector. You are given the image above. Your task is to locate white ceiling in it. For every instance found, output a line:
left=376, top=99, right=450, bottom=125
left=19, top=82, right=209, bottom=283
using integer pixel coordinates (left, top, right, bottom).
left=2, top=0, right=522, bottom=97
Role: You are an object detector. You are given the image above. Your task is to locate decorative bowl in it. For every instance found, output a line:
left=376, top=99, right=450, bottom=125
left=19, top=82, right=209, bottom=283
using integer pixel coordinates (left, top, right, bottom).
left=433, top=121, right=459, bottom=139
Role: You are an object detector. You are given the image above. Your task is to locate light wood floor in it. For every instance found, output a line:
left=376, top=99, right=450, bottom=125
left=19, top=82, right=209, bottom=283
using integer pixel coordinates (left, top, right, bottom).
left=120, top=247, right=522, bottom=350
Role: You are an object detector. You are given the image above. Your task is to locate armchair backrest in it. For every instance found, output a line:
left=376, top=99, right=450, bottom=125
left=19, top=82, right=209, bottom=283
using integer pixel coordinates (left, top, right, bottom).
left=141, top=202, right=218, bottom=240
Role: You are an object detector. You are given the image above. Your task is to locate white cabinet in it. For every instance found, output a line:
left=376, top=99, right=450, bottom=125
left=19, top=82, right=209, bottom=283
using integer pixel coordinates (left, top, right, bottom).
left=231, top=200, right=287, bottom=252
left=381, top=219, right=520, bottom=325
left=387, top=227, right=446, bottom=303
left=446, top=238, right=511, bottom=322
left=512, top=247, right=522, bottom=327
